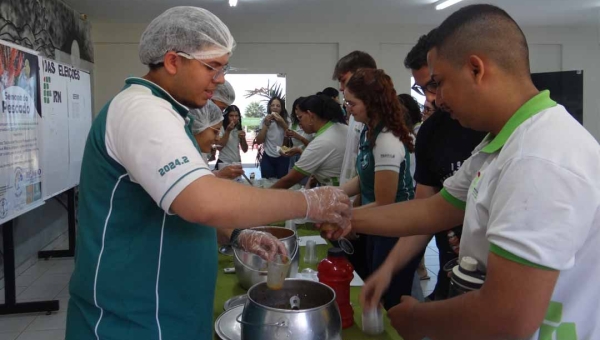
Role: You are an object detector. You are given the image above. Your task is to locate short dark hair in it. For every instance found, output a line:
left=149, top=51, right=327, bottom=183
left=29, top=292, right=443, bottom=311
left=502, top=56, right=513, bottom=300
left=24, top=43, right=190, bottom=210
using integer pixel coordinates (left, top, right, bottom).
left=404, top=28, right=437, bottom=70
left=290, top=96, right=306, bottom=125
left=298, top=95, right=346, bottom=125
left=321, top=87, right=339, bottom=99
left=431, top=4, right=530, bottom=75
left=332, top=51, right=377, bottom=80
left=397, top=94, right=422, bottom=128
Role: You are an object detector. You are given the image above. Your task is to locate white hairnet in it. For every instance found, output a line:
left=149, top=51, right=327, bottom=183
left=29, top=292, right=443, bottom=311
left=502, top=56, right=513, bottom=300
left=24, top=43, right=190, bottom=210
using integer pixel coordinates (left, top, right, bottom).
left=189, top=100, right=224, bottom=135
left=139, top=6, right=236, bottom=65
left=212, top=81, right=236, bottom=105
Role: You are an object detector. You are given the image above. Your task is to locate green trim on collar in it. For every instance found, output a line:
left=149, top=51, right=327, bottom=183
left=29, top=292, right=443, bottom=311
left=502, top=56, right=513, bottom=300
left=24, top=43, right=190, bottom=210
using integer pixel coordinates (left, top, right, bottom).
left=490, top=244, right=555, bottom=271
left=315, top=121, right=334, bottom=137
left=481, top=90, right=556, bottom=154
left=125, top=77, right=190, bottom=117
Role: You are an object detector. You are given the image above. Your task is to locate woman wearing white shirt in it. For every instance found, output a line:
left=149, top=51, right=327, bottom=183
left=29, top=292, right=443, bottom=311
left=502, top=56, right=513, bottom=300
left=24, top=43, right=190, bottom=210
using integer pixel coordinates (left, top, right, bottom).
left=342, top=69, right=422, bottom=310
left=255, top=97, right=290, bottom=179
left=188, top=101, right=244, bottom=180
left=272, top=95, right=347, bottom=189
left=282, top=96, right=314, bottom=169
left=217, top=105, right=248, bottom=166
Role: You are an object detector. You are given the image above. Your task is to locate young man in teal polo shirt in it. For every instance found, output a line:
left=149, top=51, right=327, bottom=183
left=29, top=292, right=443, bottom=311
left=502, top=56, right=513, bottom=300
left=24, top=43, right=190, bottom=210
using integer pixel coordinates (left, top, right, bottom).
left=66, top=7, right=351, bottom=340
left=327, top=4, right=600, bottom=340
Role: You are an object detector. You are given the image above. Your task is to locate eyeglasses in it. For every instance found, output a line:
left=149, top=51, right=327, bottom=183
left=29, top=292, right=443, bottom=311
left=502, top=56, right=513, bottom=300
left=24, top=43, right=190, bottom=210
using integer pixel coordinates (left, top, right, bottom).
left=343, top=100, right=355, bottom=108
left=207, top=126, right=221, bottom=133
left=176, top=51, right=231, bottom=80
left=411, top=80, right=437, bottom=96
left=423, top=106, right=435, bottom=115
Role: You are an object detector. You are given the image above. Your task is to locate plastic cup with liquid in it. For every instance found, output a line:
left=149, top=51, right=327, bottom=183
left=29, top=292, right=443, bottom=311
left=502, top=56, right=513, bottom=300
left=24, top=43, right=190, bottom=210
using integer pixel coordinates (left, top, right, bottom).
left=304, top=240, right=318, bottom=265
left=362, top=307, right=384, bottom=335
left=267, top=254, right=291, bottom=290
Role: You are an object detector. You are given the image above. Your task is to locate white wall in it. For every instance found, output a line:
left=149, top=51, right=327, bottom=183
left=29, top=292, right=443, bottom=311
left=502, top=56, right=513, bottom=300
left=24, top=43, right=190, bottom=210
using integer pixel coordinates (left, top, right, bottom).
left=92, top=22, right=600, bottom=139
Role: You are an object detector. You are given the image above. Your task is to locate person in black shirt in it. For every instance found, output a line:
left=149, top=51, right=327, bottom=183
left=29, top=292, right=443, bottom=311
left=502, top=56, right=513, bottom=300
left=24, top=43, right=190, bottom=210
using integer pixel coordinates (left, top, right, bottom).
left=359, top=28, right=486, bottom=307
left=414, top=108, right=486, bottom=300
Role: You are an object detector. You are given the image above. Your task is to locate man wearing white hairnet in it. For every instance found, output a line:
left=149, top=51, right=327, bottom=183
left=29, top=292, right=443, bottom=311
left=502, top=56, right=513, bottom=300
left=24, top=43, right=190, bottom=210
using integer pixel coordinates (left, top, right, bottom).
left=66, top=7, right=351, bottom=340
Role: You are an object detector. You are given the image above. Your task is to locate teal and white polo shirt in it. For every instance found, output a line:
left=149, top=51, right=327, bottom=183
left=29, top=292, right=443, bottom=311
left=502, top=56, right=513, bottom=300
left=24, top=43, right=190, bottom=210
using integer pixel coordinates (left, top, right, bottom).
left=442, top=91, right=600, bottom=339
left=293, top=122, right=347, bottom=186
left=66, top=78, right=218, bottom=340
left=356, top=125, right=414, bottom=205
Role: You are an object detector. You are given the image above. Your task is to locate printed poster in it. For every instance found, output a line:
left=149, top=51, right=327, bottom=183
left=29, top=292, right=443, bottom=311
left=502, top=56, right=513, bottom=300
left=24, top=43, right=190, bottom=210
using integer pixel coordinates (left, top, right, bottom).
left=0, top=42, right=42, bottom=222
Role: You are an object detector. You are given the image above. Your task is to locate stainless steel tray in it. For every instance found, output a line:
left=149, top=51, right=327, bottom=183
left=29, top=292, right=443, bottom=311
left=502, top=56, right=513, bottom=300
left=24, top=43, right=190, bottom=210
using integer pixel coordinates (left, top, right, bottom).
left=215, top=304, right=243, bottom=340
left=223, top=294, right=248, bottom=311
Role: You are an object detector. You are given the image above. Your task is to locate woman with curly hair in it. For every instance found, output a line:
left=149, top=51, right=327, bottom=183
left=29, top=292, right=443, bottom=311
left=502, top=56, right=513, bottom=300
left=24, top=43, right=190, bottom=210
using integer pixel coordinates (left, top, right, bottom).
left=342, top=68, right=423, bottom=310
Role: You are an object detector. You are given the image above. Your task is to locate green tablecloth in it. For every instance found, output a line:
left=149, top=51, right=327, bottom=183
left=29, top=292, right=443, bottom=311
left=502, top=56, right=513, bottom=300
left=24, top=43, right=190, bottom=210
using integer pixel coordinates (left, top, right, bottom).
left=212, top=227, right=402, bottom=340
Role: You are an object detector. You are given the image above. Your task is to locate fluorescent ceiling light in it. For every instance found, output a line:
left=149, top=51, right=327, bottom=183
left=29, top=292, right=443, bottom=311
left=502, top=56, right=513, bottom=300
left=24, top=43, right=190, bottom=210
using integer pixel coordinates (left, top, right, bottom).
left=436, top=0, right=464, bottom=10
left=229, top=0, right=238, bottom=7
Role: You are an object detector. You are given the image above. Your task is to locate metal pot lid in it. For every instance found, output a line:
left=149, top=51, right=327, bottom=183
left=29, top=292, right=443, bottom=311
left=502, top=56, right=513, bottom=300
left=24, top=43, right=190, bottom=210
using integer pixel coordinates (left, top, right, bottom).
left=215, top=304, right=244, bottom=340
left=224, top=294, right=248, bottom=311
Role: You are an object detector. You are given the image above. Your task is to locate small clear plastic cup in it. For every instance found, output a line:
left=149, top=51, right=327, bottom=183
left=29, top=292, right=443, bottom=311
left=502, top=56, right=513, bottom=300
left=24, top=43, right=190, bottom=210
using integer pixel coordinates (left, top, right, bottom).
left=321, top=223, right=355, bottom=255
left=267, top=254, right=291, bottom=290
left=362, top=307, right=384, bottom=335
left=304, top=240, right=318, bottom=264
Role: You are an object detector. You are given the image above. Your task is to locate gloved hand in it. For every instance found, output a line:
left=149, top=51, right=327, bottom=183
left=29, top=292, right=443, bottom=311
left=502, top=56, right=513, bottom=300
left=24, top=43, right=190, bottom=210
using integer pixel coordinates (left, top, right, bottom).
left=235, top=230, right=288, bottom=261
left=216, top=164, right=244, bottom=180
left=301, top=187, right=352, bottom=230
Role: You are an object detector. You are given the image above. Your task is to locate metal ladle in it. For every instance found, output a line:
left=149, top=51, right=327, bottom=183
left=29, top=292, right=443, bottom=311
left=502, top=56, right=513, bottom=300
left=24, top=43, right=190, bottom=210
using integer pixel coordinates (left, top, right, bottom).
left=289, top=295, right=301, bottom=310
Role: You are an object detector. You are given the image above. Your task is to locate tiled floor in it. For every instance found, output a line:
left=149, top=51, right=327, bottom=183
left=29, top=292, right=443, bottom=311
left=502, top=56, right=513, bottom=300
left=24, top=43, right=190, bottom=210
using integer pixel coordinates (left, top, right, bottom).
left=0, top=239, right=71, bottom=340
left=420, top=238, right=440, bottom=297
left=0, top=232, right=442, bottom=339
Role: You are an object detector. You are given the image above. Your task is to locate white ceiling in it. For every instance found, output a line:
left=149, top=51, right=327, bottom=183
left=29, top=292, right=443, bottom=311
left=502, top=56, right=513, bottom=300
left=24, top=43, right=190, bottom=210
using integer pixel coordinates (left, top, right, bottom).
left=64, top=0, right=600, bottom=27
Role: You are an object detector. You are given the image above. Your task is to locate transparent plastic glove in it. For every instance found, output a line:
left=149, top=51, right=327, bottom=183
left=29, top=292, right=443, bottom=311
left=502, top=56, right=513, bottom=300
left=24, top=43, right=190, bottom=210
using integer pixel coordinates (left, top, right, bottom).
left=301, top=187, right=352, bottom=230
left=236, top=230, right=288, bottom=261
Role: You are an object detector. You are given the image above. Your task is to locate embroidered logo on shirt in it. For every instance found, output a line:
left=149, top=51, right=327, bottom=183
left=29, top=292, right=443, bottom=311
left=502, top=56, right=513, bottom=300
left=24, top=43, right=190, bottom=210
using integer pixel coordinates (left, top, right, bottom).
left=469, top=171, right=482, bottom=200
left=360, top=153, right=370, bottom=170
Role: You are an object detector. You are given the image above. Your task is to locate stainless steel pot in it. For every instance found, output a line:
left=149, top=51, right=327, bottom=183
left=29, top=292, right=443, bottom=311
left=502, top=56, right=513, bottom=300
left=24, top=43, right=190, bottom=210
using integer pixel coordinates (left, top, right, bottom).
left=233, top=227, right=299, bottom=290
left=238, top=279, right=342, bottom=340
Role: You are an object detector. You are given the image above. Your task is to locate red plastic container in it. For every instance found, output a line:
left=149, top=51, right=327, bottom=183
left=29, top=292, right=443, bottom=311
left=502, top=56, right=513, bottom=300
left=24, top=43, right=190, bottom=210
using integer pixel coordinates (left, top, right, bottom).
left=317, top=247, right=354, bottom=329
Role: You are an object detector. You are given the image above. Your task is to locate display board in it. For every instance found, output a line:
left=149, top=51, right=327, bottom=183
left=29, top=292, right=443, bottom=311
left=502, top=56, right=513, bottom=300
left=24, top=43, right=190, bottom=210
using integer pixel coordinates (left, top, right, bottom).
left=40, top=57, right=92, bottom=200
left=0, top=40, right=44, bottom=224
left=0, top=39, right=93, bottom=224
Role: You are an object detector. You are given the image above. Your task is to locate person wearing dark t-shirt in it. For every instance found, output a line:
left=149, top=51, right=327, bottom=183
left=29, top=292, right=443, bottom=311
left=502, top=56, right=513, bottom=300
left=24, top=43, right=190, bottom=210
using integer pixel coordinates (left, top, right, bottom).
left=414, top=108, right=486, bottom=299
left=359, top=28, right=486, bottom=306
